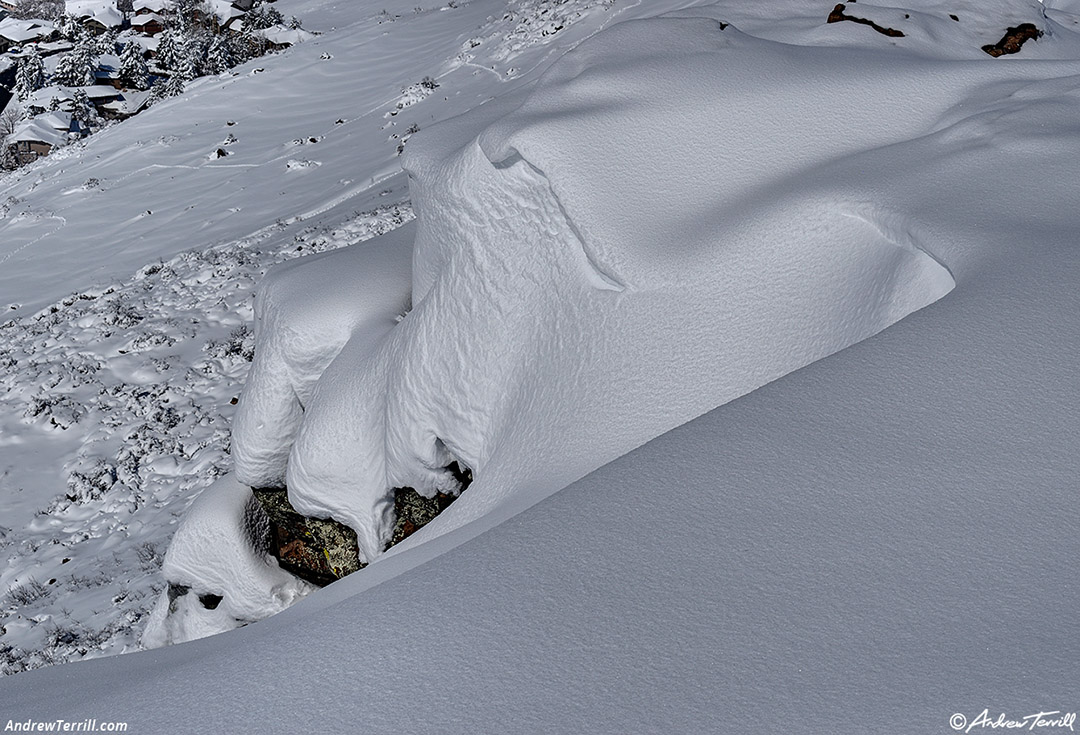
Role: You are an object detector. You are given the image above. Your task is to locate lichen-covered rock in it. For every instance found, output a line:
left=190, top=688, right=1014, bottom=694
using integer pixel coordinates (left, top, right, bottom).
left=982, top=23, right=1041, bottom=57
left=251, top=487, right=364, bottom=587
left=827, top=3, right=905, bottom=37
left=252, top=463, right=471, bottom=587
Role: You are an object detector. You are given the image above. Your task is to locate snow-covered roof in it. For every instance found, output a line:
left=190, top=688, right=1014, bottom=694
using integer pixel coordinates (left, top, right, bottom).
left=131, top=12, right=163, bottom=25
left=66, top=0, right=123, bottom=28
left=132, top=0, right=171, bottom=12
left=204, top=0, right=244, bottom=24
left=0, top=17, right=55, bottom=42
left=257, top=25, right=315, bottom=47
left=128, top=33, right=158, bottom=52
left=94, top=52, right=121, bottom=80
left=101, top=88, right=151, bottom=115
left=32, top=40, right=74, bottom=56
left=23, top=84, right=74, bottom=110
left=6, top=110, right=72, bottom=147
left=23, top=83, right=122, bottom=108
left=84, top=83, right=122, bottom=99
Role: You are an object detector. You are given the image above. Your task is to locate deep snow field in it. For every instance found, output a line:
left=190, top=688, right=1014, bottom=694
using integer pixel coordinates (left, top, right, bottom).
left=1, top=0, right=1079, bottom=732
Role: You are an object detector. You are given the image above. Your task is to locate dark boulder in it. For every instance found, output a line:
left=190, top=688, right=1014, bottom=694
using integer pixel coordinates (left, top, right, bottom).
left=252, top=464, right=471, bottom=587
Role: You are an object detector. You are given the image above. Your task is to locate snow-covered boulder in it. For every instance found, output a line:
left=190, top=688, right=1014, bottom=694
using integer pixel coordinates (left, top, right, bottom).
left=142, top=475, right=311, bottom=647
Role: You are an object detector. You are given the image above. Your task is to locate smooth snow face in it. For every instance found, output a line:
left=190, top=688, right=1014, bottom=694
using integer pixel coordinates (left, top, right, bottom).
left=230, top=16, right=962, bottom=571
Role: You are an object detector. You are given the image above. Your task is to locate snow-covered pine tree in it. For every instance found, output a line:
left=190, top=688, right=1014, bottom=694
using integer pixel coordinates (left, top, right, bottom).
left=203, top=34, right=234, bottom=76
left=55, top=13, right=87, bottom=42
left=174, top=31, right=207, bottom=81
left=119, top=40, right=150, bottom=90
left=14, top=46, right=46, bottom=101
left=245, top=5, right=282, bottom=30
left=163, top=74, right=186, bottom=97
left=70, top=88, right=95, bottom=132
left=156, top=29, right=179, bottom=71
left=95, top=29, right=118, bottom=57
left=52, top=36, right=97, bottom=87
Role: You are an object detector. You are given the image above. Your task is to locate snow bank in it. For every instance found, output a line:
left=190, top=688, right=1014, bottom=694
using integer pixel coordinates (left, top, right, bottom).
left=141, top=475, right=311, bottom=646
left=229, top=15, right=973, bottom=575
left=2, top=0, right=1080, bottom=728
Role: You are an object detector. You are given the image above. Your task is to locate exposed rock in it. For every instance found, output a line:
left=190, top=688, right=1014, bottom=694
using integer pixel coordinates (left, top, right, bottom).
left=252, top=463, right=472, bottom=587
left=982, top=23, right=1041, bottom=57
left=251, top=487, right=363, bottom=587
left=827, top=3, right=905, bottom=37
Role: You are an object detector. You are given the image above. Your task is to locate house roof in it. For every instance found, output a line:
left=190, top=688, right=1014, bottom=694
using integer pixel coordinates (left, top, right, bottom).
left=24, top=85, right=74, bottom=110
left=131, top=12, right=163, bottom=26
left=133, top=0, right=171, bottom=12
left=257, top=25, right=315, bottom=47
left=6, top=110, right=72, bottom=147
left=65, top=0, right=124, bottom=28
left=101, top=88, right=151, bottom=115
left=26, top=40, right=74, bottom=56
left=204, top=0, right=244, bottom=25
left=93, top=52, right=121, bottom=80
left=0, top=18, right=55, bottom=43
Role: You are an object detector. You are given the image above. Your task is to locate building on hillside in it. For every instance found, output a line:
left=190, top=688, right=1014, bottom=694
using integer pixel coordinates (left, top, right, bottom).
left=65, top=0, right=125, bottom=33
left=257, top=25, right=315, bottom=51
left=100, top=87, right=150, bottom=118
left=93, top=52, right=123, bottom=88
left=133, top=0, right=170, bottom=14
left=131, top=11, right=163, bottom=35
left=0, top=18, right=57, bottom=53
left=4, top=110, right=75, bottom=165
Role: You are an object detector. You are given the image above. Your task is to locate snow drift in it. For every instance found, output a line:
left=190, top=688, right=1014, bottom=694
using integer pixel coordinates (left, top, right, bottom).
left=3, top=0, right=1080, bottom=729
left=152, top=10, right=1080, bottom=639
left=235, top=16, right=966, bottom=559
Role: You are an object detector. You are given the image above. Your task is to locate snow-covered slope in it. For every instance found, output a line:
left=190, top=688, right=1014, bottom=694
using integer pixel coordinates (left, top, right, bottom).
left=2, top=181, right=1078, bottom=731
left=0, top=0, right=623, bottom=671
left=2, top=0, right=1079, bottom=729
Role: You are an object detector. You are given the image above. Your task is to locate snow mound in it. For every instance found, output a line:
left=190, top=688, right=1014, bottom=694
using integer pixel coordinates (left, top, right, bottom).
left=224, top=15, right=964, bottom=580
left=141, top=475, right=312, bottom=646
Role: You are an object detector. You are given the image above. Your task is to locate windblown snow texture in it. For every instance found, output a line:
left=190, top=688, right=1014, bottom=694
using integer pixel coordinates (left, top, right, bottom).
left=1, top=0, right=1079, bottom=732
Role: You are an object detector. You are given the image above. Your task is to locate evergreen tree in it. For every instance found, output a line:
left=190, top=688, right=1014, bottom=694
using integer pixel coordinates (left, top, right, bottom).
left=55, top=13, right=86, bottom=42
left=203, top=34, right=233, bottom=75
left=163, top=74, right=186, bottom=97
left=119, top=40, right=150, bottom=90
left=156, top=28, right=179, bottom=71
left=245, top=5, right=282, bottom=30
left=14, top=46, right=46, bottom=101
left=70, top=88, right=96, bottom=133
left=95, top=29, right=118, bottom=57
left=52, top=36, right=97, bottom=87
left=174, top=32, right=207, bottom=81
